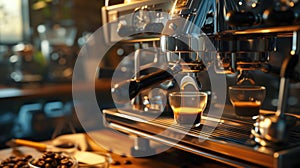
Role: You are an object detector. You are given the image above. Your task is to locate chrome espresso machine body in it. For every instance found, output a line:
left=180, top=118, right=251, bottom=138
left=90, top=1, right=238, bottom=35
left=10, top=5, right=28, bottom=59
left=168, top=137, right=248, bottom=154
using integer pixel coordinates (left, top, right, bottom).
left=102, top=0, right=300, bottom=167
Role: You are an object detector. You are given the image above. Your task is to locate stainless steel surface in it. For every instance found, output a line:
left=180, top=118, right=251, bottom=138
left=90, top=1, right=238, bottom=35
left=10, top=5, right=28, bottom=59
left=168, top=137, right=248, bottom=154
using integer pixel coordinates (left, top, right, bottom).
left=101, top=0, right=173, bottom=43
left=103, top=108, right=300, bottom=167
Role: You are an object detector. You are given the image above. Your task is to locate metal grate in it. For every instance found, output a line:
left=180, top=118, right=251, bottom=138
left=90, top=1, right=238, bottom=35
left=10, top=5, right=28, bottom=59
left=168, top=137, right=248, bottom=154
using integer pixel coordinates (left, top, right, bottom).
left=150, top=117, right=253, bottom=145
left=149, top=116, right=300, bottom=148
left=113, top=109, right=300, bottom=150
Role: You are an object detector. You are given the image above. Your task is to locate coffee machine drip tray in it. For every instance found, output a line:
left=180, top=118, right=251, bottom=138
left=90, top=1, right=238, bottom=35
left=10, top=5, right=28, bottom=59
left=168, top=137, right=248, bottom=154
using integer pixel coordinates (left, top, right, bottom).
left=103, top=108, right=300, bottom=167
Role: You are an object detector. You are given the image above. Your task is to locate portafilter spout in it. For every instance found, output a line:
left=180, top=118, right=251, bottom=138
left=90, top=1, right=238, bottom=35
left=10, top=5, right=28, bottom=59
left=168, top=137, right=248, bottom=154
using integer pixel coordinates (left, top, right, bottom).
left=252, top=31, right=299, bottom=146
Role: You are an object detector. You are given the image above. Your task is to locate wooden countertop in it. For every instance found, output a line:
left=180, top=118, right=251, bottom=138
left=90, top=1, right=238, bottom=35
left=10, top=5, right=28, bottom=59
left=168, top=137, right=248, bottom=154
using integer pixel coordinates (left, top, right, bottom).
left=0, top=131, right=229, bottom=168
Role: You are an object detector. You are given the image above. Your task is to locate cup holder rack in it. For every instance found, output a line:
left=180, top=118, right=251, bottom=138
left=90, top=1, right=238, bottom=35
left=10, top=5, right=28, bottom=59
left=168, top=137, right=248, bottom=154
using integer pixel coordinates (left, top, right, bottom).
left=103, top=108, right=300, bottom=167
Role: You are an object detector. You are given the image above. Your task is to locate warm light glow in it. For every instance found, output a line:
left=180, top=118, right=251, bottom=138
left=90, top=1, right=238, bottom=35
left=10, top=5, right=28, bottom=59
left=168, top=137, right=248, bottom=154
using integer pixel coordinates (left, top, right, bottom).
left=261, top=29, right=271, bottom=33
left=170, top=0, right=178, bottom=15
left=290, top=2, right=295, bottom=7
left=251, top=3, right=257, bottom=8
left=32, top=1, right=47, bottom=10
left=260, top=140, right=267, bottom=147
left=290, top=50, right=296, bottom=55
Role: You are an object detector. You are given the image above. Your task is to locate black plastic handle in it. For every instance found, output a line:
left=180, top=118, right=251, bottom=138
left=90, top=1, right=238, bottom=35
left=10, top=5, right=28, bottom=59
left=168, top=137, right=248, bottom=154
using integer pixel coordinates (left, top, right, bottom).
left=226, top=11, right=260, bottom=27
left=263, top=9, right=295, bottom=25
left=111, top=65, right=181, bottom=103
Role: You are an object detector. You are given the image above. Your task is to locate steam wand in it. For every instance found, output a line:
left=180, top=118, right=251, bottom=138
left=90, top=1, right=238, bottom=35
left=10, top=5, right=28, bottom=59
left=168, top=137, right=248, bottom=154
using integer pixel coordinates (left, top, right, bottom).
left=252, top=31, right=299, bottom=146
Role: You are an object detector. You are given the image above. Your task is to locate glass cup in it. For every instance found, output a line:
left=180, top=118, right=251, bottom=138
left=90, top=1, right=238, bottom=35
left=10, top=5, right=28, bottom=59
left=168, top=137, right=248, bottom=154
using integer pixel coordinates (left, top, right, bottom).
left=168, top=92, right=208, bottom=127
left=228, top=85, right=266, bottom=118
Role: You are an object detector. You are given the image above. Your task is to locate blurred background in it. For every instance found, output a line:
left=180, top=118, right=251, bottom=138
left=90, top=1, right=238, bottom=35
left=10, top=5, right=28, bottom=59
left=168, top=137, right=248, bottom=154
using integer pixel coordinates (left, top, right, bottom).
left=0, top=0, right=128, bottom=149
left=1, top=0, right=300, bottom=150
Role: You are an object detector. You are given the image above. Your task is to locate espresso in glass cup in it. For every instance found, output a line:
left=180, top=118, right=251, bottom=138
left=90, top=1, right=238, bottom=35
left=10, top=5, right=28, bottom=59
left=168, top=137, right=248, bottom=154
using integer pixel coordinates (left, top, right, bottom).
left=168, top=92, right=208, bottom=127
left=228, top=85, right=266, bottom=118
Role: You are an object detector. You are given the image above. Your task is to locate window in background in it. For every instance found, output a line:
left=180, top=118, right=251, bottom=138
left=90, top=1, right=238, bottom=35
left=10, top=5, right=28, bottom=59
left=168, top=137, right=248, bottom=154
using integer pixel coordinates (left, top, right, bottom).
left=0, top=0, right=30, bottom=45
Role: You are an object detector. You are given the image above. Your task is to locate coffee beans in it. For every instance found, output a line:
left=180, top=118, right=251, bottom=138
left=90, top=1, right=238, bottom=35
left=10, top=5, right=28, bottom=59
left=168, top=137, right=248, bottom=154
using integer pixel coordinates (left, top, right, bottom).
left=0, top=155, right=32, bottom=168
left=30, top=151, right=75, bottom=168
left=0, top=151, right=75, bottom=168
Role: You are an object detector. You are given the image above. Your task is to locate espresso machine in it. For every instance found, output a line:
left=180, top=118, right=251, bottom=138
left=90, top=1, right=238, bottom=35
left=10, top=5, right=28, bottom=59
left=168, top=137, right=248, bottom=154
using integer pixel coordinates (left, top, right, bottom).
left=101, top=0, right=300, bottom=167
